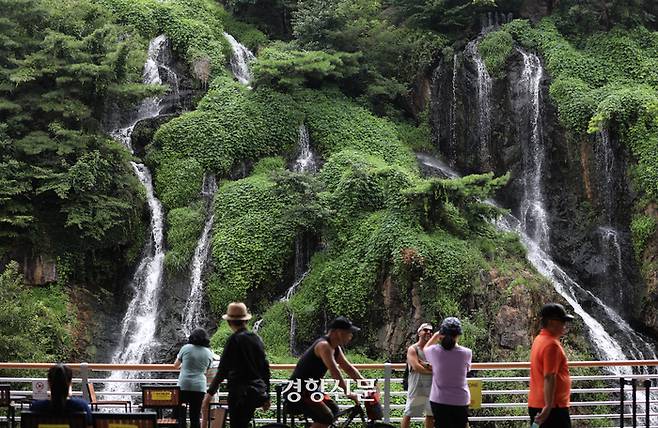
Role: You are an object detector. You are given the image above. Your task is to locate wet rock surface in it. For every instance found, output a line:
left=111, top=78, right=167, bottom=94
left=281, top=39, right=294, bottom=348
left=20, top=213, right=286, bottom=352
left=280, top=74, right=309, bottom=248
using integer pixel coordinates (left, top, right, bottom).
left=429, top=41, right=655, bottom=346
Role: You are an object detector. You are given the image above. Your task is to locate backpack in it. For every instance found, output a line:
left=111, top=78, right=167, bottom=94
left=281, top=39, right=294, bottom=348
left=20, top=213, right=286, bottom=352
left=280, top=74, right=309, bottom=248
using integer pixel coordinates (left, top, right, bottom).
left=402, top=363, right=410, bottom=390
left=402, top=344, right=420, bottom=391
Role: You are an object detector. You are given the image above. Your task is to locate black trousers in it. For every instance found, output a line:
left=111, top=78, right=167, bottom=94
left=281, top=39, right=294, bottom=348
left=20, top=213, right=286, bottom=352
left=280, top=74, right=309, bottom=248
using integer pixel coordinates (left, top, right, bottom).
left=430, top=402, right=469, bottom=428
left=528, top=407, right=572, bottom=428
left=181, top=390, right=205, bottom=428
left=227, top=392, right=257, bottom=428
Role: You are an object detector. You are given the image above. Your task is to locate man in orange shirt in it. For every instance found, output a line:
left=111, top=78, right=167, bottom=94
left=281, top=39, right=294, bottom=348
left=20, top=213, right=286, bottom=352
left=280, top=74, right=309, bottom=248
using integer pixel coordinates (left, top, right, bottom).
left=528, top=303, right=574, bottom=427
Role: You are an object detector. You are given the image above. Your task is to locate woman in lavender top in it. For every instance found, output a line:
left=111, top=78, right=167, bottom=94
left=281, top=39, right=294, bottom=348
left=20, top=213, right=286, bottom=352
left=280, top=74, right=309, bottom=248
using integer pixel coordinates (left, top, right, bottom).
left=423, top=317, right=472, bottom=428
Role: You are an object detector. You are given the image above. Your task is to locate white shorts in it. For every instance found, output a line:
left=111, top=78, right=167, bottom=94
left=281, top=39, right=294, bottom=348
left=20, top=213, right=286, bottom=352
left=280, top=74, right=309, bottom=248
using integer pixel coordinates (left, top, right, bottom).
left=403, top=394, right=433, bottom=417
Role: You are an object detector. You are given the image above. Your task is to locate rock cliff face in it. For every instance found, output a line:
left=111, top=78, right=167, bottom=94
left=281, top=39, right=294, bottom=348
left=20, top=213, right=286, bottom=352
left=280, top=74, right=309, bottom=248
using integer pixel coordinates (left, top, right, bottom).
left=22, top=254, right=57, bottom=285
left=429, top=44, right=647, bottom=332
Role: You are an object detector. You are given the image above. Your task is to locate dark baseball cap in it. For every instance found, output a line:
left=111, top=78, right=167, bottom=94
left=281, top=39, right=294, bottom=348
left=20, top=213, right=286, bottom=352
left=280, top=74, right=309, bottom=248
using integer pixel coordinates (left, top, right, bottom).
left=540, top=303, right=575, bottom=322
left=439, top=317, right=463, bottom=336
left=328, top=316, right=360, bottom=333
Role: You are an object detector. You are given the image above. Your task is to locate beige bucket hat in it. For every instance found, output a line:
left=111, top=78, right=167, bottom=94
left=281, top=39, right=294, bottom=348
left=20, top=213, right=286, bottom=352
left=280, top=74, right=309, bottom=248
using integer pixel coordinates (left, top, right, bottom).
left=221, top=302, right=253, bottom=321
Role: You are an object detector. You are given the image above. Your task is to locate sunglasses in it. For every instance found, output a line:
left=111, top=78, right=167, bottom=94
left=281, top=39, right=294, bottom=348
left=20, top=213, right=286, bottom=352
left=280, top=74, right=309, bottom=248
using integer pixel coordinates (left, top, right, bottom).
left=422, top=328, right=433, bottom=333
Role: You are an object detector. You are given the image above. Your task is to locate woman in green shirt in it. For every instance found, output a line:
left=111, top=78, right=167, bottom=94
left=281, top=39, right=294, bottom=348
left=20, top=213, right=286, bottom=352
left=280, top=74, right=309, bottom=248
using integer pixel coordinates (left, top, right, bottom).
left=175, top=328, right=214, bottom=428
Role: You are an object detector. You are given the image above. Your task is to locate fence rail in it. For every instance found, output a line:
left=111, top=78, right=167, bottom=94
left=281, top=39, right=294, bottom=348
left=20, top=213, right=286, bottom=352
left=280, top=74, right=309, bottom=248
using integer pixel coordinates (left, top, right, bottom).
left=2, top=360, right=658, bottom=426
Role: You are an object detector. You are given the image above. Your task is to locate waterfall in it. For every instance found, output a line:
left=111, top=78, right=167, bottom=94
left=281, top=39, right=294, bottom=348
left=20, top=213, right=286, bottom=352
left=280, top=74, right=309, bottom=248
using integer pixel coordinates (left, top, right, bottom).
left=416, top=152, right=459, bottom=179
left=179, top=34, right=254, bottom=337
left=110, top=35, right=169, bottom=148
left=110, top=164, right=165, bottom=365
left=223, top=32, right=255, bottom=85
left=181, top=174, right=218, bottom=337
left=283, top=235, right=312, bottom=355
left=517, top=49, right=550, bottom=249
left=418, top=152, right=657, bottom=369
left=294, top=124, right=317, bottom=173
left=598, top=226, right=624, bottom=300
left=496, top=214, right=656, bottom=368
left=252, top=318, right=264, bottom=333
left=480, top=11, right=514, bottom=34
left=594, top=119, right=632, bottom=305
left=105, top=35, right=172, bottom=393
left=596, top=126, right=621, bottom=223
left=282, top=137, right=317, bottom=353
left=449, top=54, right=459, bottom=164
left=280, top=269, right=309, bottom=355
left=466, top=41, right=492, bottom=168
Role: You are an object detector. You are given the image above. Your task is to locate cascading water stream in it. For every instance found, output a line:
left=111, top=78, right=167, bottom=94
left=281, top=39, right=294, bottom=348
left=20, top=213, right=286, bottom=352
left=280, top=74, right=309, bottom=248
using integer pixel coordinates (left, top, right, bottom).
left=466, top=40, right=492, bottom=168
left=281, top=268, right=309, bottom=355
left=449, top=53, right=459, bottom=164
left=517, top=49, right=550, bottom=249
left=105, top=35, right=173, bottom=394
left=429, top=39, right=658, bottom=420
left=180, top=34, right=255, bottom=336
left=596, top=127, right=616, bottom=218
left=511, top=48, right=657, bottom=362
left=294, top=124, right=317, bottom=173
left=595, top=127, right=627, bottom=301
left=223, top=32, right=256, bottom=86
left=479, top=12, right=514, bottom=34
left=181, top=174, right=217, bottom=336
left=598, top=226, right=624, bottom=300
left=252, top=319, right=264, bottom=333
left=515, top=48, right=656, bottom=418
left=272, top=125, right=318, bottom=352
left=416, top=152, right=459, bottom=179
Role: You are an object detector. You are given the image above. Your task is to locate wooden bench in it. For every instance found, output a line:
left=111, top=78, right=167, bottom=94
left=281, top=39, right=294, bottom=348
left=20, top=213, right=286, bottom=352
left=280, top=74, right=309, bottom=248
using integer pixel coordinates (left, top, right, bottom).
left=85, top=384, right=131, bottom=412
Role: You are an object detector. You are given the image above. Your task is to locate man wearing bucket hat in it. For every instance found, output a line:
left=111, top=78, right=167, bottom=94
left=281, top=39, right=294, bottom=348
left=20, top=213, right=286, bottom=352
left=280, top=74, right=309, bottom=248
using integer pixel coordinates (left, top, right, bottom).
left=285, top=316, right=365, bottom=428
left=202, top=302, right=270, bottom=428
left=401, top=323, right=434, bottom=428
left=528, top=303, right=575, bottom=428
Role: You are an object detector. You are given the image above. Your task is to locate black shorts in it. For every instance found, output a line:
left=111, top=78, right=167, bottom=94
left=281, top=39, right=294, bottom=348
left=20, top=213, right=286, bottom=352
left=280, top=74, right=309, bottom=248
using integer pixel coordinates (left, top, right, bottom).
left=429, top=402, right=468, bottom=428
left=528, top=407, right=572, bottom=428
left=285, top=392, right=339, bottom=425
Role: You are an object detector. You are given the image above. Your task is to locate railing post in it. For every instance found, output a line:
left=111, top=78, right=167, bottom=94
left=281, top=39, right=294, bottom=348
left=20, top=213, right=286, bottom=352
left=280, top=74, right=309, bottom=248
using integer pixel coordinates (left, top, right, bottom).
left=621, top=377, right=625, bottom=428
left=383, top=363, right=391, bottom=423
left=632, top=378, right=637, bottom=428
left=644, top=379, right=651, bottom=428
left=80, top=362, right=90, bottom=402
left=275, top=384, right=282, bottom=424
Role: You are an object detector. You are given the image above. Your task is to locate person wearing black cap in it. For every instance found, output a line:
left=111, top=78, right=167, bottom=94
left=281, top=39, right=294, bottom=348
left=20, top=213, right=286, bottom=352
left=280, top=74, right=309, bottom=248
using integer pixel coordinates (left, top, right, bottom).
left=285, top=316, right=365, bottom=428
left=528, top=303, right=575, bottom=428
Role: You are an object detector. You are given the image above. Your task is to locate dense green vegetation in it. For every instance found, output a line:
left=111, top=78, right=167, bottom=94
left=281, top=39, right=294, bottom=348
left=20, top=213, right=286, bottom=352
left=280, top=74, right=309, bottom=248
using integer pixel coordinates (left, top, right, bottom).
left=3, top=0, right=656, bottom=368
left=0, top=0, right=153, bottom=288
left=491, top=18, right=658, bottom=296
left=97, top=0, right=231, bottom=82
left=207, top=157, right=322, bottom=310
left=0, top=262, right=75, bottom=361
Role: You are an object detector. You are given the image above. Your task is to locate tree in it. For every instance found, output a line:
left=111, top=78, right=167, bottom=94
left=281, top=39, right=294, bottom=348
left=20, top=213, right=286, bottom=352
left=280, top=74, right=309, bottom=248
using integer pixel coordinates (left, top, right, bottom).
left=556, top=0, right=655, bottom=33
left=0, top=0, right=149, bottom=282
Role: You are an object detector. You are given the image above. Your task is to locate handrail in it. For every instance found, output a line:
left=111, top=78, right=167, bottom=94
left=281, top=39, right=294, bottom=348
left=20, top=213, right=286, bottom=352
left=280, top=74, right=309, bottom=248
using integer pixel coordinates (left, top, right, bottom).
left=3, top=360, right=658, bottom=371
left=2, top=360, right=657, bottom=424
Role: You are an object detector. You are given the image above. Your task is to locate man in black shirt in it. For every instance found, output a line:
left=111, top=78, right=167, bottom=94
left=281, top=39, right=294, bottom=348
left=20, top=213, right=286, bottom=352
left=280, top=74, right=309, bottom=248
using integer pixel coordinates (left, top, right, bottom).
left=286, top=316, right=364, bottom=428
left=202, top=302, right=270, bottom=428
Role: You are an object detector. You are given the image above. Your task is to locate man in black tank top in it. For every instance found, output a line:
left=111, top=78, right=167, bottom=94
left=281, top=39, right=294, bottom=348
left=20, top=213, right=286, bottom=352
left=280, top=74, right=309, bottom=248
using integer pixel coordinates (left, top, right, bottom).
left=285, top=317, right=364, bottom=427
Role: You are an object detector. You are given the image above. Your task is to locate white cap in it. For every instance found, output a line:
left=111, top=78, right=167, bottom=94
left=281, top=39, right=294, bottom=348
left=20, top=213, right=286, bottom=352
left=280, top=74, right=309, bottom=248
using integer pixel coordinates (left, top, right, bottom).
left=417, top=323, right=433, bottom=333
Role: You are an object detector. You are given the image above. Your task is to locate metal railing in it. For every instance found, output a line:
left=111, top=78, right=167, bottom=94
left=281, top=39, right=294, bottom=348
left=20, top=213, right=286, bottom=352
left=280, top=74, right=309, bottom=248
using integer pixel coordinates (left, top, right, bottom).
left=2, top=360, right=658, bottom=426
